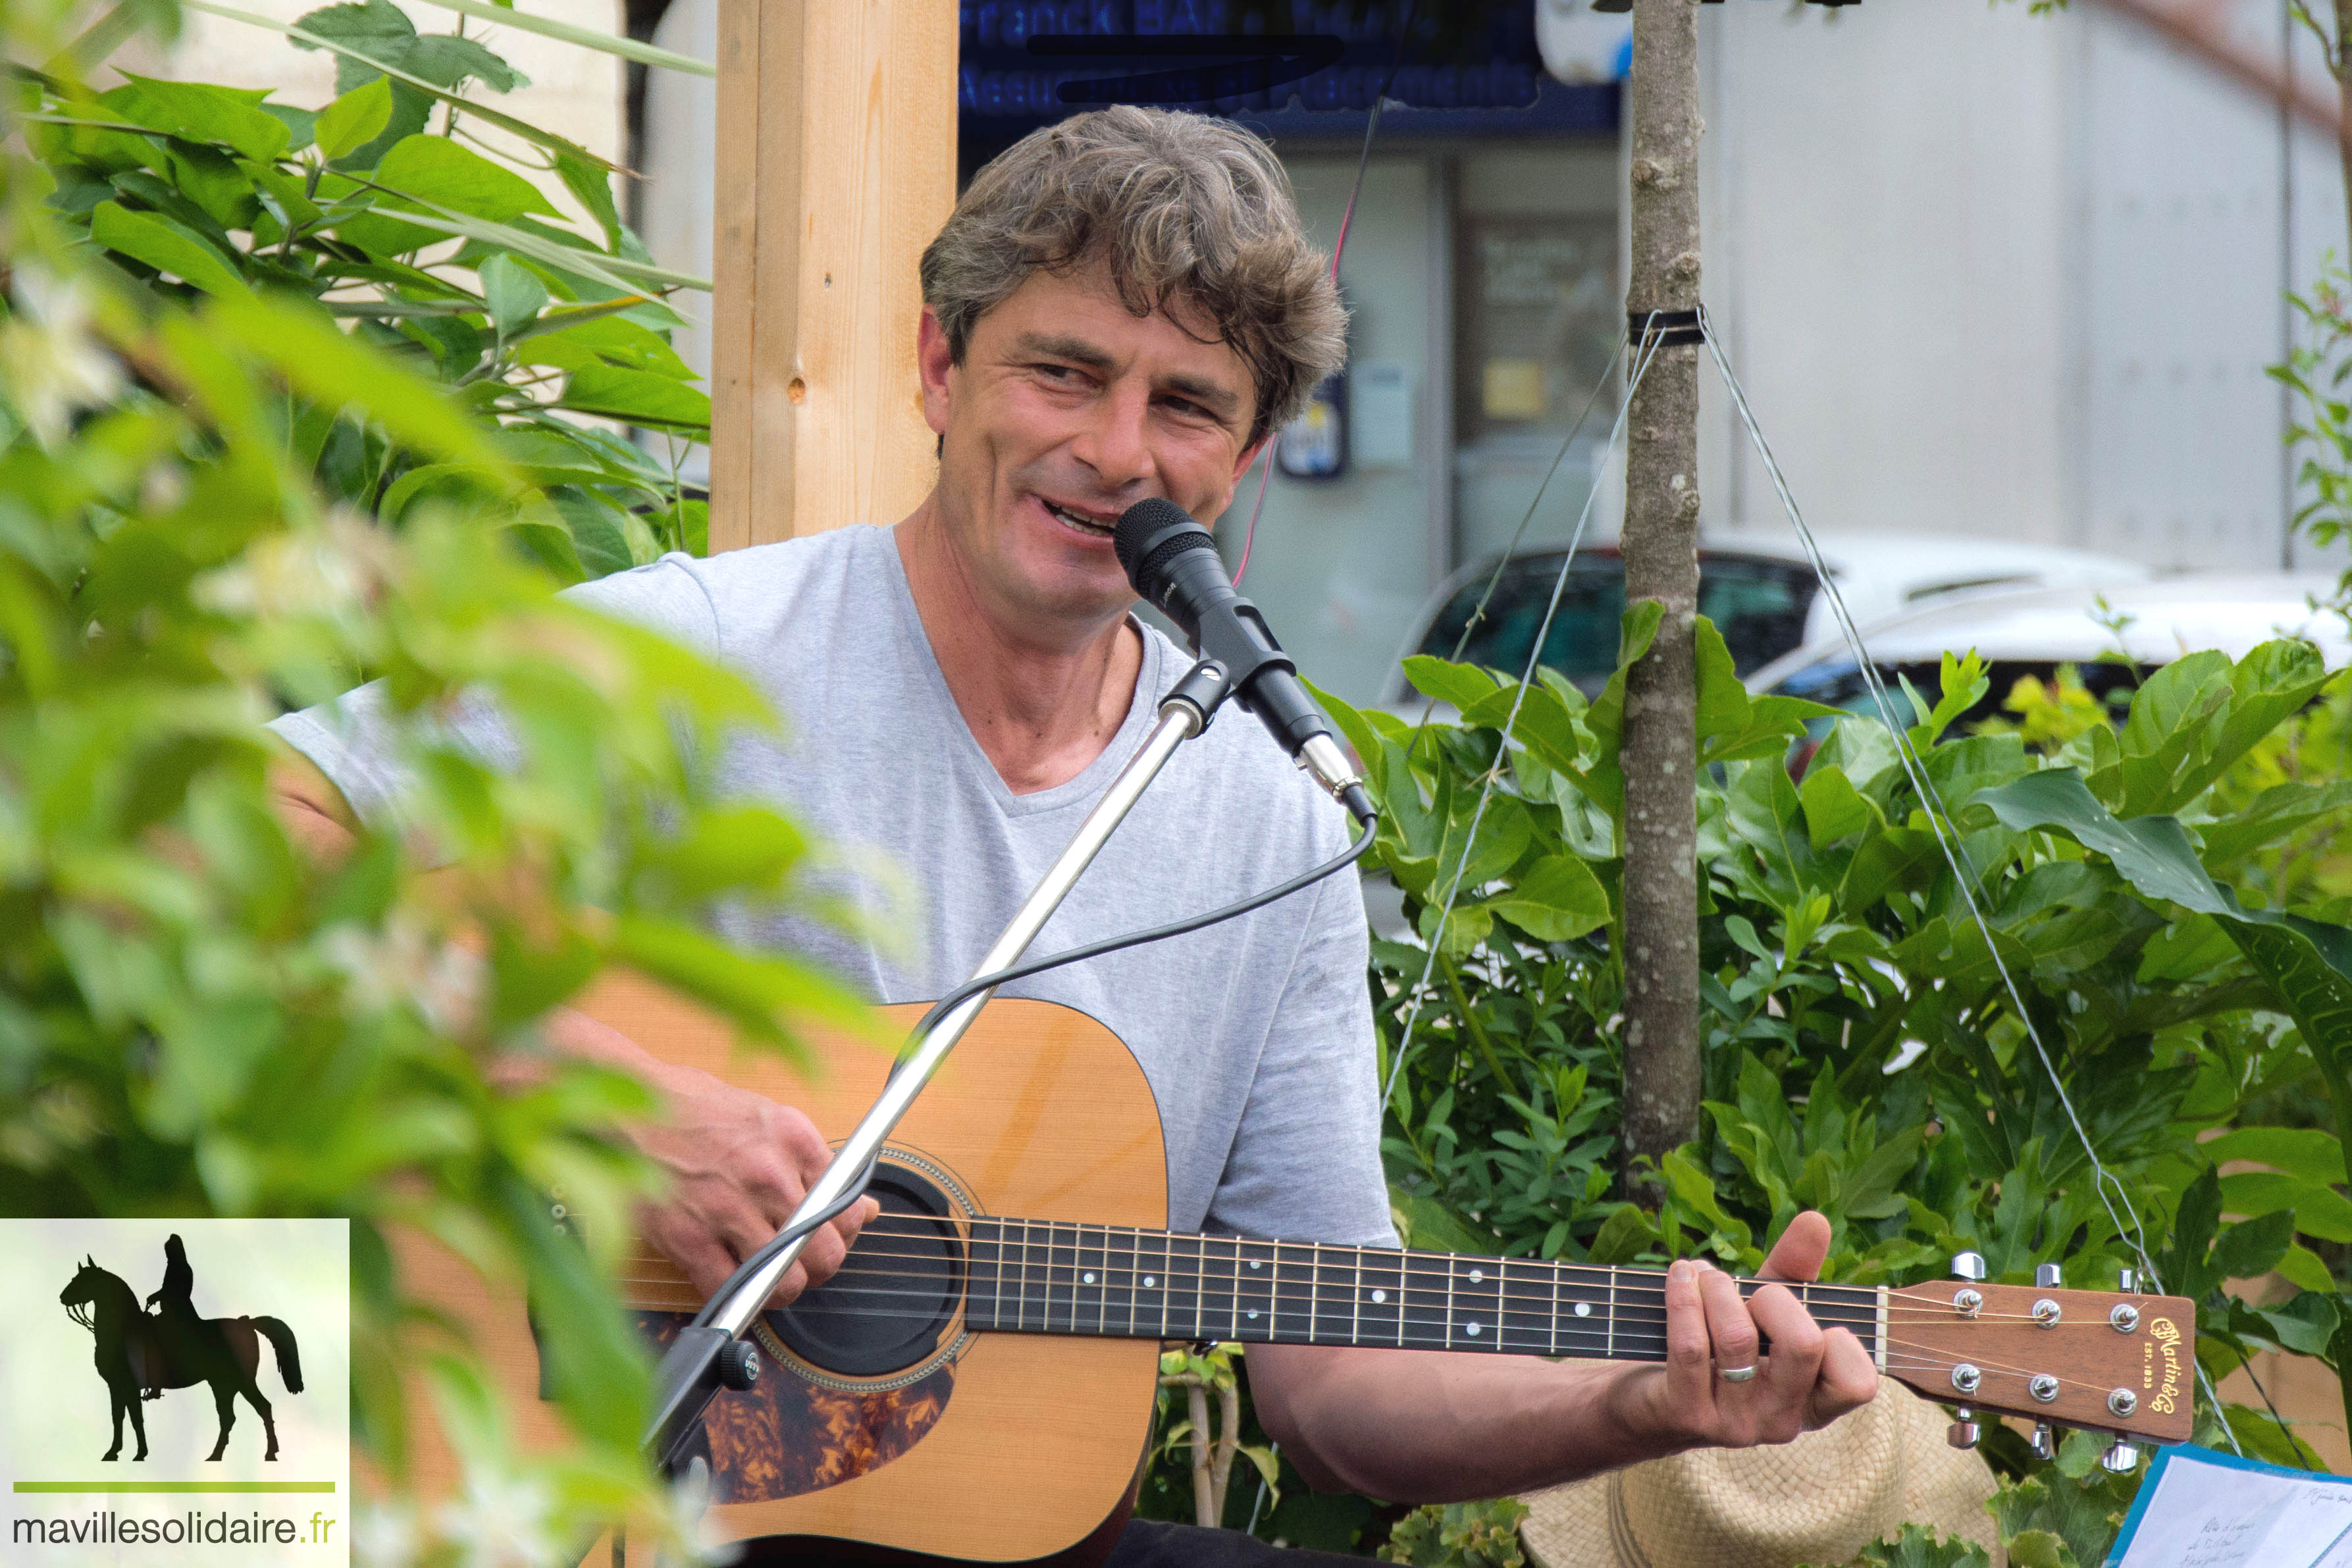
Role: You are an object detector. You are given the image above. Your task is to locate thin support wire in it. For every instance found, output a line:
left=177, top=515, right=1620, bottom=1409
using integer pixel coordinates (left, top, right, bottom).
left=1379, top=326, right=1670, bottom=1114
left=1695, top=304, right=2249, bottom=1459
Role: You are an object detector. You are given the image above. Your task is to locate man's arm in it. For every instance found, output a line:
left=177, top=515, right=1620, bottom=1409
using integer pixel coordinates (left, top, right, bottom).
left=1246, top=1212, right=1879, bottom=1503
left=267, top=746, right=875, bottom=1305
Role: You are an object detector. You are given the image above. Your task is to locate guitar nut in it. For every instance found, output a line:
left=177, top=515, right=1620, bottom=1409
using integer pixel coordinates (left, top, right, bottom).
left=2029, top=1373, right=2059, bottom=1404
left=1950, top=1363, right=1982, bottom=1396
left=2109, top=1388, right=2137, bottom=1417
left=1953, top=1288, right=1983, bottom=1317
left=2032, top=1298, right=2060, bottom=1327
left=2110, top=1303, right=2139, bottom=1334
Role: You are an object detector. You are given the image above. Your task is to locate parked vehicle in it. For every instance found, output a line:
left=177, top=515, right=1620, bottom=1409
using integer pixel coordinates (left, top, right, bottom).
left=1383, top=535, right=2147, bottom=708
left=1746, top=572, right=2351, bottom=730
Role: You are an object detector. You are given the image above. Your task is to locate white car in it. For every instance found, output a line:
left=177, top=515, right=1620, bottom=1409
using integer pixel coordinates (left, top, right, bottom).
left=1746, top=572, right=2351, bottom=725
left=1383, top=533, right=2148, bottom=706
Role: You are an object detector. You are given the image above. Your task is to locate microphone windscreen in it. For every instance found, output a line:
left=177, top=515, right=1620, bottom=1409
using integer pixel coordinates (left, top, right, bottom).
left=1114, top=498, right=1213, bottom=600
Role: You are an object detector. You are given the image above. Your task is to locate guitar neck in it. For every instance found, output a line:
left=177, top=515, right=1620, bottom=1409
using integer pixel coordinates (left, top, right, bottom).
left=962, top=1218, right=1883, bottom=1365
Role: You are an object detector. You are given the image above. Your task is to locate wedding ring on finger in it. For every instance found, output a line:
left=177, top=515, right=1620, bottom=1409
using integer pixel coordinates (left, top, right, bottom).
left=1716, top=1363, right=1759, bottom=1383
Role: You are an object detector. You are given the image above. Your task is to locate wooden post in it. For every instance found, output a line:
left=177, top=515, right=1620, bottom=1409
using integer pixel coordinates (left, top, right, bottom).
left=708, top=0, right=957, bottom=550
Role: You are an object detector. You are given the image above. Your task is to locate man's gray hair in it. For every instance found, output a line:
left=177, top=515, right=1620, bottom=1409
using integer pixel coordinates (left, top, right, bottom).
left=921, top=105, right=1347, bottom=447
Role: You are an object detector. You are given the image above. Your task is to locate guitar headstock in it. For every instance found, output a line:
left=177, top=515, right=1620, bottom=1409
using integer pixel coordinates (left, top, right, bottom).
left=1875, top=1257, right=2195, bottom=1464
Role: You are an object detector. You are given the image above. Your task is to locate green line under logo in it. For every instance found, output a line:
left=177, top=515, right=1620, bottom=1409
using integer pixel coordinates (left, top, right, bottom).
left=13, top=1482, right=336, bottom=1493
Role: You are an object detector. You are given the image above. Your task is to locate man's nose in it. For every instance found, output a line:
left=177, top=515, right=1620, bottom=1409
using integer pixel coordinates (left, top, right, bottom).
left=1071, top=382, right=1155, bottom=492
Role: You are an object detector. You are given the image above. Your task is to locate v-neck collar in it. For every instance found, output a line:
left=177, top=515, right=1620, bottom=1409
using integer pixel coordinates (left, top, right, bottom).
left=875, top=524, right=1168, bottom=818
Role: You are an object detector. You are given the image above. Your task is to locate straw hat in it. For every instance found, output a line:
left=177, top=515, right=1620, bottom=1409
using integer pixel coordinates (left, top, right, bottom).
left=1517, top=1382, right=2004, bottom=1568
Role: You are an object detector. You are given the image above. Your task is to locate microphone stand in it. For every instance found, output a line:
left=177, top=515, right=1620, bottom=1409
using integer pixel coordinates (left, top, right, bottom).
left=640, top=657, right=1238, bottom=1475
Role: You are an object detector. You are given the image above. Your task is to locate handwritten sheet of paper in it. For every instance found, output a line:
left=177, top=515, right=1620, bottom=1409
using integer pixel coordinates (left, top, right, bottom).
left=2110, top=1448, right=2352, bottom=1568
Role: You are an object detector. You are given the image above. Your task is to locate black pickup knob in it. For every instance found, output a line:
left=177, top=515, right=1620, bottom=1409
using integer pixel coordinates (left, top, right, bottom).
left=715, top=1338, right=760, bottom=1391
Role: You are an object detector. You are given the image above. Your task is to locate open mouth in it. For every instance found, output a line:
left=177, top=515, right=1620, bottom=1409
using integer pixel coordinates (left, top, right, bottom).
left=1041, top=497, right=1118, bottom=539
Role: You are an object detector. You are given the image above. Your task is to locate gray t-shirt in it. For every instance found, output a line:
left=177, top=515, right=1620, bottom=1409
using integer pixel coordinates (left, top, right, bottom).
left=271, top=523, right=1397, bottom=1248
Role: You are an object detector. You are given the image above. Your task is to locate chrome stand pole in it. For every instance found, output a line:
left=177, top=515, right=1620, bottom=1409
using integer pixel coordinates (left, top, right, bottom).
left=643, top=662, right=1230, bottom=1467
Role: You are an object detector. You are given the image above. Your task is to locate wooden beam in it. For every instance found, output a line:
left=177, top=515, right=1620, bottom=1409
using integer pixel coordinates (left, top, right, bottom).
left=709, top=0, right=956, bottom=550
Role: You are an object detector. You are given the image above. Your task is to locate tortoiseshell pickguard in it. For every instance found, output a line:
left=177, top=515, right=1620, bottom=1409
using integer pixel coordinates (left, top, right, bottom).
left=633, top=1311, right=953, bottom=1503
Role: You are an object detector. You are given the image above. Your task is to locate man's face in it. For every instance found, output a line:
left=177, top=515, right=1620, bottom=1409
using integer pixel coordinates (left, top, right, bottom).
left=919, top=265, right=1265, bottom=630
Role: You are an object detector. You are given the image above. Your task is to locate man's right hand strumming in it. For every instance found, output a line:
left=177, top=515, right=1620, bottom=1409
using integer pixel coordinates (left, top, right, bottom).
left=271, top=749, right=875, bottom=1310
left=546, top=1010, right=879, bottom=1309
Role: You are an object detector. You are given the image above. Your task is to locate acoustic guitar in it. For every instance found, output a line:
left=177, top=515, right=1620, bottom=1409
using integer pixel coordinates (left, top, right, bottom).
left=396, top=976, right=2196, bottom=1566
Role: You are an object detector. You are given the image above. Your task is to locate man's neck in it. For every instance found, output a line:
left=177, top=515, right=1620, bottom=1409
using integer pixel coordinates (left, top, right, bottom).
left=893, top=502, right=1143, bottom=796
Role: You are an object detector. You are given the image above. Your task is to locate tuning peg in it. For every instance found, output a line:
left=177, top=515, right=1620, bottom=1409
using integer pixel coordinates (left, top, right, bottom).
left=2101, top=1438, right=2140, bottom=1474
left=2031, top=1423, right=2056, bottom=1460
left=1947, top=1406, right=1981, bottom=1450
left=1951, top=1251, right=1987, bottom=1282
left=2035, top=1262, right=2062, bottom=1288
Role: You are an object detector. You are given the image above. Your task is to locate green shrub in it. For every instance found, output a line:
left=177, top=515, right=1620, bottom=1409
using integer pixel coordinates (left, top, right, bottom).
left=0, top=0, right=854, bottom=1557
left=1314, top=620, right=2352, bottom=1562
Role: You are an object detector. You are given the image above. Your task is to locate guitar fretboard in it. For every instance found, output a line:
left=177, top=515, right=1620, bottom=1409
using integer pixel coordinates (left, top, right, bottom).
left=958, top=1218, right=1881, bottom=1363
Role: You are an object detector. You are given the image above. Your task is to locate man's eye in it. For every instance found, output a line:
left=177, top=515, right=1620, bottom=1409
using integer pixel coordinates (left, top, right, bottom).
left=1162, top=396, right=1209, bottom=419
left=1035, top=363, right=1078, bottom=382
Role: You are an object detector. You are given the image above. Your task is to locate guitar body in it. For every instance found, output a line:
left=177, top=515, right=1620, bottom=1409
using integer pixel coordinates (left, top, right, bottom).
left=393, top=975, right=2201, bottom=1566
left=394, top=980, right=1168, bottom=1565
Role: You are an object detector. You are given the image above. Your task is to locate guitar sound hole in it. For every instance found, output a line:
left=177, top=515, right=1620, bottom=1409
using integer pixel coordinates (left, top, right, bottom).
left=766, top=1168, right=964, bottom=1378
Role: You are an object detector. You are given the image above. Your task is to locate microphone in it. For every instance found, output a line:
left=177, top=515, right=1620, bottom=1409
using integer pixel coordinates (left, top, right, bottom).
left=1114, top=498, right=1376, bottom=825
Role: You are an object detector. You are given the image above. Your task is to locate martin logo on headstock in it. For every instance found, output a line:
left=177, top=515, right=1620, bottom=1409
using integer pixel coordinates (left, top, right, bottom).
left=1894, top=1254, right=2192, bottom=1472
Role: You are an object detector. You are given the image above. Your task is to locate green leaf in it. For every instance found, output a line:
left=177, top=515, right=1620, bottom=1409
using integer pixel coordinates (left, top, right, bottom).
left=515, top=313, right=694, bottom=379
left=2200, top=1126, right=2345, bottom=1186
left=1976, top=767, right=2352, bottom=1107
left=1485, top=854, right=1609, bottom=942
left=557, top=365, right=712, bottom=430
left=478, top=252, right=549, bottom=340
left=363, top=130, right=560, bottom=232
left=201, top=290, right=510, bottom=474
left=1401, top=655, right=1501, bottom=714
left=1692, top=614, right=1750, bottom=741
left=2211, top=1209, right=2295, bottom=1284
left=114, top=74, right=290, bottom=162
left=89, top=200, right=247, bottom=296
left=555, top=149, right=624, bottom=249
left=2220, top=1172, right=2352, bottom=1243
left=2199, top=779, right=2352, bottom=866
left=1799, top=763, right=1877, bottom=849
left=314, top=74, right=393, bottom=160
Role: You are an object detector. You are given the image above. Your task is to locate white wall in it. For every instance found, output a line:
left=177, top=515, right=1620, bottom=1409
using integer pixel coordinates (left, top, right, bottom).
left=1698, top=0, right=2072, bottom=550
left=1697, top=0, right=2331, bottom=573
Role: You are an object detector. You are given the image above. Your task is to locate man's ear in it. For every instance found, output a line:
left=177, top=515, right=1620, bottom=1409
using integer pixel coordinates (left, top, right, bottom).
left=1231, top=432, right=1271, bottom=483
left=917, top=305, right=955, bottom=438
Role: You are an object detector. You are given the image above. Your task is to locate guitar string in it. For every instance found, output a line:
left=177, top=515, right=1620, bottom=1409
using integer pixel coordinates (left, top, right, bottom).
left=622, top=1220, right=2120, bottom=1315
left=610, top=1221, right=2122, bottom=1321
left=619, top=1289, right=2145, bottom=1405
left=610, top=1271, right=2130, bottom=1345
left=610, top=1251, right=2099, bottom=1330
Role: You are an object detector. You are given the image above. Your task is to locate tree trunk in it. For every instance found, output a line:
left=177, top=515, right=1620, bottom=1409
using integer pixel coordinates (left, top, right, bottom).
left=1618, top=0, right=1704, bottom=1207
left=2338, top=1, right=2352, bottom=261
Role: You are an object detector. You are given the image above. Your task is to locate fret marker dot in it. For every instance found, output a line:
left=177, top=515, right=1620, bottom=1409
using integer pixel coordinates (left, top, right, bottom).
left=1249, top=1260, right=1261, bottom=1270
left=1465, top=1322, right=1481, bottom=1336
left=1143, top=1276, right=1156, bottom=1288
left=1468, top=1268, right=1484, bottom=1284
left=1082, top=1272, right=1095, bottom=1285
left=1247, top=1309, right=1259, bottom=1320
left=1371, top=1289, right=1387, bottom=1303
left=1575, top=1302, right=1592, bottom=1318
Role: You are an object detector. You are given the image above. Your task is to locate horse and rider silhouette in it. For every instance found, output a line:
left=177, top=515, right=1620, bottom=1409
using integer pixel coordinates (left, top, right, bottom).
left=59, top=1235, right=303, bottom=1463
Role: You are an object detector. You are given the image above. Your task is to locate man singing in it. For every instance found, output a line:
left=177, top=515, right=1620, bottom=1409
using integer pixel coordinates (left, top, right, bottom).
left=271, top=105, right=1875, bottom=1563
